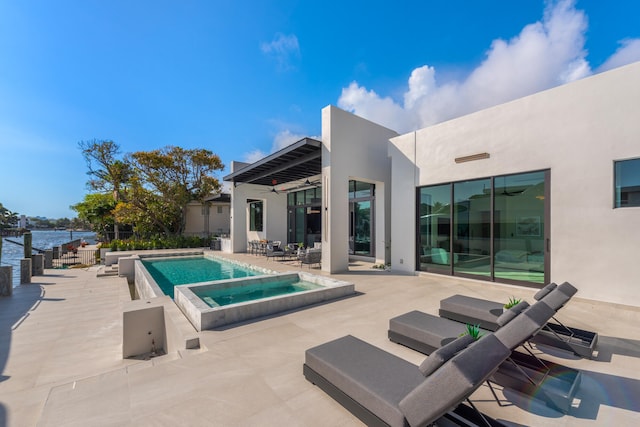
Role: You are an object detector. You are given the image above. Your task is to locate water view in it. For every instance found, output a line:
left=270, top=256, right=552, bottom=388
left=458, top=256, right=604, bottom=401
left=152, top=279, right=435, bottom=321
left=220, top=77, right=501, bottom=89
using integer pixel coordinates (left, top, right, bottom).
left=0, top=230, right=97, bottom=286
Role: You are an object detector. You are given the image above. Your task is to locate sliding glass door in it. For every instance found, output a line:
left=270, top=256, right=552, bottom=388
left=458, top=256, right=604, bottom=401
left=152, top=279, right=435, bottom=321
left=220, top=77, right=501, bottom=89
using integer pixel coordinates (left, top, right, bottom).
left=493, top=171, right=547, bottom=283
left=417, top=170, right=549, bottom=286
left=453, top=179, right=491, bottom=278
left=417, top=184, right=452, bottom=274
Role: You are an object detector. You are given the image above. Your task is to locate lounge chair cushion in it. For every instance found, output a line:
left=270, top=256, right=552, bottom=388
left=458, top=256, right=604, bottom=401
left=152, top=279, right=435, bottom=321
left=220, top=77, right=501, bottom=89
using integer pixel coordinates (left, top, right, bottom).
left=418, top=334, right=475, bottom=376
left=305, top=335, right=423, bottom=427
left=439, top=294, right=503, bottom=330
left=390, top=310, right=469, bottom=351
left=539, top=283, right=576, bottom=310
left=534, top=283, right=557, bottom=301
left=494, top=301, right=555, bottom=348
left=399, top=334, right=510, bottom=427
left=558, top=282, right=578, bottom=298
left=496, top=300, right=530, bottom=327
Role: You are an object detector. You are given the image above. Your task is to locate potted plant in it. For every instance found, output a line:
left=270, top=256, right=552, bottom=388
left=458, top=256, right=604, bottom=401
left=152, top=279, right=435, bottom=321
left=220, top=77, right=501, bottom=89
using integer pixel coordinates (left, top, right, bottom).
left=460, top=324, right=483, bottom=340
left=504, top=296, right=522, bottom=312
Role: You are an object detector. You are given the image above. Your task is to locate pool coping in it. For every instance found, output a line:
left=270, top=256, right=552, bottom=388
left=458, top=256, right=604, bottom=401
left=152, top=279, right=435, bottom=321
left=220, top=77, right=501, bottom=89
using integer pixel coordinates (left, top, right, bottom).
left=174, top=271, right=355, bottom=331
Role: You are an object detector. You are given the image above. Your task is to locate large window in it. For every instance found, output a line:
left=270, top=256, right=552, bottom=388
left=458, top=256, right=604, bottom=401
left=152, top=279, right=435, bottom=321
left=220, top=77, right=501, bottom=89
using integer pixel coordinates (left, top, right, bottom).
left=417, top=170, right=548, bottom=286
left=249, top=200, right=263, bottom=232
left=287, top=187, right=321, bottom=247
left=615, top=158, right=640, bottom=208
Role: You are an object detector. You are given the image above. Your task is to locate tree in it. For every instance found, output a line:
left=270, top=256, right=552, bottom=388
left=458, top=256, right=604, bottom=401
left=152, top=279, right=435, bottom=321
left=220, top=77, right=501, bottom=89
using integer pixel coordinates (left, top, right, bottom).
left=71, top=193, right=117, bottom=237
left=121, top=146, right=224, bottom=236
left=0, top=203, right=19, bottom=230
left=79, top=140, right=132, bottom=239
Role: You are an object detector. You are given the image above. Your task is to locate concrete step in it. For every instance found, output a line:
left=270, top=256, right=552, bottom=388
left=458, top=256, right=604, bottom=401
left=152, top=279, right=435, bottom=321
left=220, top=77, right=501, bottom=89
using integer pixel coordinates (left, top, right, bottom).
left=96, top=265, right=119, bottom=277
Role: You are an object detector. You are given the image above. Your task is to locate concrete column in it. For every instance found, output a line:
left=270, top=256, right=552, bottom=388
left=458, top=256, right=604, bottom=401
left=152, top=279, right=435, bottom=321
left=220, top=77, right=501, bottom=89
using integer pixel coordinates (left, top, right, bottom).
left=20, top=258, right=31, bottom=284
left=44, top=249, right=53, bottom=268
left=32, top=254, right=44, bottom=275
left=0, top=266, right=12, bottom=296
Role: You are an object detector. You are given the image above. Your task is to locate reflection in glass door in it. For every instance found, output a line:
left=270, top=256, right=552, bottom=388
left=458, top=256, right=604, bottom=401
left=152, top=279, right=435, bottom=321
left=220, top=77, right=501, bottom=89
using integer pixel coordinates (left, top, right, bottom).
left=416, top=170, right=549, bottom=286
left=494, top=171, right=547, bottom=284
left=350, top=201, right=371, bottom=255
left=453, top=179, right=491, bottom=278
left=417, top=184, right=452, bottom=274
left=349, top=181, right=375, bottom=257
left=287, top=187, right=322, bottom=248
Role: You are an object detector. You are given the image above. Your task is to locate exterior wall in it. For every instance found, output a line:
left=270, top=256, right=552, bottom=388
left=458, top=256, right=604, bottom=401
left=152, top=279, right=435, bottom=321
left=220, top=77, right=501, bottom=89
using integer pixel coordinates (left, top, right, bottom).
left=322, top=106, right=398, bottom=272
left=229, top=181, right=288, bottom=253
left=184, top=201, right=230, bottom=236
left=390, top=62, right=640, bottom=306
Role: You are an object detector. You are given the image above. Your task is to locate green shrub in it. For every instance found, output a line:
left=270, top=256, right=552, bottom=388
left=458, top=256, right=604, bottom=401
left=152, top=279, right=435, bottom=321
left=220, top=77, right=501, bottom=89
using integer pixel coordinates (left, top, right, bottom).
left=504, top=296, right=522, bottom=309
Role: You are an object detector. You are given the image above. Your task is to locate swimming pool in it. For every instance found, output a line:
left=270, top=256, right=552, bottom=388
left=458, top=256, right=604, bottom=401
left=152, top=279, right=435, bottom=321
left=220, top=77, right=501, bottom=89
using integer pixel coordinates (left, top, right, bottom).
left=134, top=254, right=274, bottom=299
left=140, top=255, right=263, bottom=298
left=174, top=272, right=355, bottom=330
left=196, top=277, right=323, bottom=307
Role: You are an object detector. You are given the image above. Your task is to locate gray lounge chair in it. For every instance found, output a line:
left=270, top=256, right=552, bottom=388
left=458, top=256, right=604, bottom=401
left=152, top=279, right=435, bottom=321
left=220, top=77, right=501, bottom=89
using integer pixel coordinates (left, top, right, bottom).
left=388, top=294, right=582, bottom=413
left=438, top=282, right=597, bottom=358
left=304, top=333, right=511, bottom=427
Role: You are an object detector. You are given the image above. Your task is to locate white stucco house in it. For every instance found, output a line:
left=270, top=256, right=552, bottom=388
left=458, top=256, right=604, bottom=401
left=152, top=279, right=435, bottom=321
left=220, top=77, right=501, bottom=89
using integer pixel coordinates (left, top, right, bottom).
left=183, top=193, right=231, bottom=237
left=224, top=61, right=640, bottom=307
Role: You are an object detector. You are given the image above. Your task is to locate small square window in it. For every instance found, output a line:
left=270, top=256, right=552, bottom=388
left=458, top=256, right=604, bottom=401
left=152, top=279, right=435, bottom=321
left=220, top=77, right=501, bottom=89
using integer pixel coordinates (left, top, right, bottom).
left=614, top=158, right=640, bottom=208
left=217, top=206, right=223, bottom=214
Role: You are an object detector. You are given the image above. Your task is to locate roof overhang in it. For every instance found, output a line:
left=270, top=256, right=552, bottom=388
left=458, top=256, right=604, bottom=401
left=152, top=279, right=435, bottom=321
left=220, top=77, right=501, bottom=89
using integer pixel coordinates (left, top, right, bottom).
left=223, top=137, right=321, bottom=186
left=204, top=193, right=231, bottom=203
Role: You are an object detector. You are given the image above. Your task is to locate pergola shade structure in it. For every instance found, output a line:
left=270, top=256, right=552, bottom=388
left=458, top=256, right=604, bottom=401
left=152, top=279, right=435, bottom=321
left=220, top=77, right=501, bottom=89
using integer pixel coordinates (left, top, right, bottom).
left=223, top=138, right=322, bottom=187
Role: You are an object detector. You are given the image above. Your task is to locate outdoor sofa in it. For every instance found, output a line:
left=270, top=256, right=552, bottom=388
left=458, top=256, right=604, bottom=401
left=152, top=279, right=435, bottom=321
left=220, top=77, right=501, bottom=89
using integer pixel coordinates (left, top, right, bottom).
left=304, top=332, right=511, bottom=427
left=437, top=282, right=598, bottom=358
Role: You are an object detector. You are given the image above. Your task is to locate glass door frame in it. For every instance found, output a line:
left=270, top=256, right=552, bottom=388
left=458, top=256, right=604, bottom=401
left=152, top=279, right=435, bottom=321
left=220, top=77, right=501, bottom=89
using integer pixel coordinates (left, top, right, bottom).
left=415, top=169, right=550, bottom=288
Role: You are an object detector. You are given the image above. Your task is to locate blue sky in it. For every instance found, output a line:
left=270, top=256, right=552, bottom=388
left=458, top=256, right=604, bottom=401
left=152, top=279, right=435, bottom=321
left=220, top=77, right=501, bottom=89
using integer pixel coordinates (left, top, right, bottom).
left=1, top=0, right=639, bottom=219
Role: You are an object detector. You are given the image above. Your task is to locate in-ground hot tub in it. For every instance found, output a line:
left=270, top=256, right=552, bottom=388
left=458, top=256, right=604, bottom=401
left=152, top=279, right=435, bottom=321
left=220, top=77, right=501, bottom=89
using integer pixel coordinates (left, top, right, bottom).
left=174, top=272, right=355, bottom=330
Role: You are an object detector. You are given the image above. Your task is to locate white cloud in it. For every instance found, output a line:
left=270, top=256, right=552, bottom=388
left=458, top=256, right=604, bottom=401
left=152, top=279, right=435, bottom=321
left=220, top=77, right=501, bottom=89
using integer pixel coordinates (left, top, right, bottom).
left=597, top=39, right=640, bottom=73
left=271, top=129, right=306, bottom=152
left=241, top=130, right=312, bottom=164
left=338, top=0, right=638, bottom=134
left=261, top=33, right=301, bottom=71
left=244, top=148, right=267, bottom=164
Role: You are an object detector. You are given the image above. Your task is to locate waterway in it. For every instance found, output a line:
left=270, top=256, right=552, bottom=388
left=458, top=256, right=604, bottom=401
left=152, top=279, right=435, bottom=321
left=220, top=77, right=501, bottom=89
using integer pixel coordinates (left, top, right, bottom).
left=1, top=230, right=97, bottom=287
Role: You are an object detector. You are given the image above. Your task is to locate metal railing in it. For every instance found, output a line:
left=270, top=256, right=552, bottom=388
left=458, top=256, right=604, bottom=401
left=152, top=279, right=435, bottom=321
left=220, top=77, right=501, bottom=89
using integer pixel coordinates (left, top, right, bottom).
left=53, top=248, right=100, bottom=267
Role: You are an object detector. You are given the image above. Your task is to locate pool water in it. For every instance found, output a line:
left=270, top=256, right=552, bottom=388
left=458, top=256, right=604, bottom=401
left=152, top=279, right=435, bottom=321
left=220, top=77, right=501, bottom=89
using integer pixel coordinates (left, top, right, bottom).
left=141, top=256, right=261, bottom=298
left=195, top=279, right=322, bottom=307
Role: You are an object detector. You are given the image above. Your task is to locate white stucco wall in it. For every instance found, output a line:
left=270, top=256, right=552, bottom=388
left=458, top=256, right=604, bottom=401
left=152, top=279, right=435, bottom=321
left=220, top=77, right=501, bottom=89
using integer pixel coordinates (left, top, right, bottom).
left=230, top=181, right=288, bottom=252
left=184, top=201, right=230, bottom=236
left=390, top=61, right=640, bottom=306
left=322, top=106, right=398, bottom=272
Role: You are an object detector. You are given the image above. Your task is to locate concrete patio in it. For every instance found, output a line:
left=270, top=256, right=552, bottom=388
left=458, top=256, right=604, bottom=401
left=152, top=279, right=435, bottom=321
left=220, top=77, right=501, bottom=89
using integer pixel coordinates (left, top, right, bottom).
left=1, top=251, right=639, bottom=426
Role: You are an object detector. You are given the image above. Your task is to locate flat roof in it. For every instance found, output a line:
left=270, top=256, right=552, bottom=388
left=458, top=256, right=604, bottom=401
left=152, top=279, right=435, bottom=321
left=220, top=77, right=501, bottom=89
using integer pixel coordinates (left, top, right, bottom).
left=223, top=137, right=321, bottom=186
